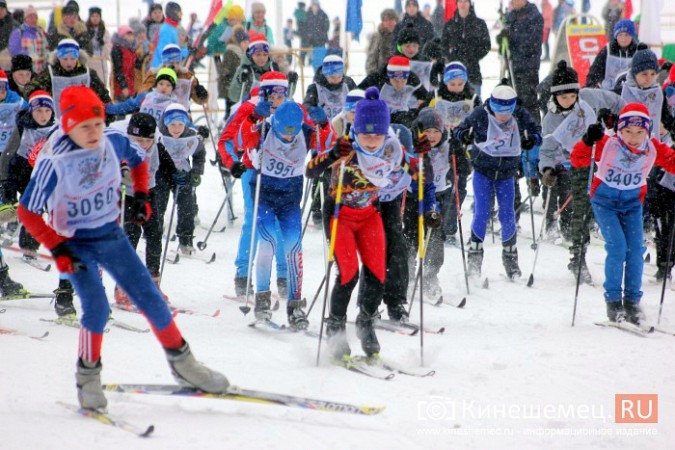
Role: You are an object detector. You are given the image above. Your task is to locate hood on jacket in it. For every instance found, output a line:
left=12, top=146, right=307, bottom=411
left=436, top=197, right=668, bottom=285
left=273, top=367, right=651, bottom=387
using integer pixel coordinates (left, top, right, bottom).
left=48, top=48, right=90, bottom=67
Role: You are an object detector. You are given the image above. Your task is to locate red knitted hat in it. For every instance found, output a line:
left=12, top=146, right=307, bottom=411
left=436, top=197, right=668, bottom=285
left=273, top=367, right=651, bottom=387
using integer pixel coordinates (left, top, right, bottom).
left=617, top=102, right=652, bottom=132
left=60, top=86, right=105, bottom=134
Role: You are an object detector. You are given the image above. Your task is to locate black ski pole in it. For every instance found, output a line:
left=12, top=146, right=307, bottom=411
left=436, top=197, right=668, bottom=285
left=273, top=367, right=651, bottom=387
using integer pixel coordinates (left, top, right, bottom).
left=451, top=148, right=470, bottom=295
left=197, top=192, right=228, bottom=251
left=658, top=207, right=675, bottom=325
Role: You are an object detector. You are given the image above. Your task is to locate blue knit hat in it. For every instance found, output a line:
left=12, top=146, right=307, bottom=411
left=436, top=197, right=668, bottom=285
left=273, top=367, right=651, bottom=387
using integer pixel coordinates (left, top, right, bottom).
left=489, top=83, right=517, bottom=114
left=161, top=44, right=182, bottom=65
left=443, top=61, right=468, bottom=84
left=162, top=103, right=190, bottom=126
left=631, top=49, right=659, bottom=77
left=613, top=19, right=635, bottom=40
left=322, top=55, right=344, bottom=77
left=272, top=101, right=304, bottom=137
left=56, top=39, right=80, bottom=60
left=353, top=87, right=390, bottom=135
left=344, top=89, right=365, bottom=112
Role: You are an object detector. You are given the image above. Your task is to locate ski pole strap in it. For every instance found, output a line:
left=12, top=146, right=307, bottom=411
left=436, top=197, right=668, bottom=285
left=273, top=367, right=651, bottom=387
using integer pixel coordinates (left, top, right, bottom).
left=328, top=159, right=346, bottom=262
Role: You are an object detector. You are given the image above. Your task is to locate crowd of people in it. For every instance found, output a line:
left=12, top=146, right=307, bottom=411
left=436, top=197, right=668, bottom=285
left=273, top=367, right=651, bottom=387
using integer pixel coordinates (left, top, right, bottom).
left=0, top=0, right=672, bottom=412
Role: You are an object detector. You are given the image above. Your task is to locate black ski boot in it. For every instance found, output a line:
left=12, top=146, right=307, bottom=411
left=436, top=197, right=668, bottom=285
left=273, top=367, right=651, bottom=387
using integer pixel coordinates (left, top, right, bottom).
left=76, top=358, right=107, bottom=411
left=606, top=301, right=625, bottom=322
left=655, top=263, right=672, bottom=282
left=325, top=315, right=350, bottom=359
left=234, top=277, right=250, bottom=296
left=254, top=291, right=272, bottom=320
left=467, top=241, right=484, bottom=277
left=355, top=309, right=380, bottom=357
left=387, top=302, right=409, bottom=322
left=568, top=252, right=593, bottom=285
left=0, top=264, right=24, bottom=296
left=623, top=301, right=646, bottom=326
left=502, top=245, right=522, bottom=280
left=277, top=278, right=288, bottom=299
left=54, top=279, right=76, bottom=317
left=287, top=298, right=309, bottom=330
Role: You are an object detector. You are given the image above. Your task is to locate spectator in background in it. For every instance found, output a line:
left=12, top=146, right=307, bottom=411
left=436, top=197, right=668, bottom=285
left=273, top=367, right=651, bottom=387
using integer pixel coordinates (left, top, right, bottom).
left=111, top=25, right=136, bottom=102
left=151, top=2, right=187, bottom=68
left=305, top=0, right=329, bottom=54
left=48, top=3, right=90, bottom=53
left=431, top=0, right=445, bottom=38
left=441, top=0, right=490, bottom=97
left=130, top=20, right=152, bottom=93
left=9, top=5, right=49, bottom=73
left=8, top=54, right=34, bottom=96
left=0, top=0, right=19, bottom=62
left=392, top=0, right=435, bottom=48
left=422, top=4, right=432, bottom=21
left=283, top=18, right=294, bottom=62
left=497, top=0, right=544, bottom=124
left=144, top=4, right=164, bottom=47
left=328, top=16, right=341, bottom=50
left=294, top=2, right=308, bottom=65
left=366, top=8, right=398, bottom=74
left=187, top=13, right=203, bottom=44
left=541, top=0, right=553, bottom=61
left=552, top=0, right=574, bottom=34
left=245, top=2, right=274, bottom=45
left=218, top=25, right=249, bottom=112
left=207, top=5, right=245, bottom=57
left=86, top=7, right=111, bottom=85
left=602, top=0, right=624, bottom=41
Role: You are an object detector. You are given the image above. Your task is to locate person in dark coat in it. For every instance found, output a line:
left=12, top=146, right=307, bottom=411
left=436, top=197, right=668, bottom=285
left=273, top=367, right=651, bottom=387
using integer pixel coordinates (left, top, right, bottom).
left=440, top=0, right=491, bottom=98
left=392, top=0, right=436, bottom=48
left=305, top=0, right=329, bottom=49
left=496, top=0, right=544, bottom=124
left=585, top=19, right=639, bottom=90
left=0, top=1, right=18, bottom=55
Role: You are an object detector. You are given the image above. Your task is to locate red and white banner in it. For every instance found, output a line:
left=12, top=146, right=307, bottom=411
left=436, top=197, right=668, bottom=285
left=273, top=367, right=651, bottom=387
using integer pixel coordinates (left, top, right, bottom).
left=566, top=22, right=607, bottom=87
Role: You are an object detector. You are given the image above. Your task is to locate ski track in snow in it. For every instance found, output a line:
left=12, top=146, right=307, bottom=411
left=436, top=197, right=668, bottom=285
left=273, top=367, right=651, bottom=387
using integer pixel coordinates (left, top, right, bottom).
left=3, top=1, right=674, bottom=448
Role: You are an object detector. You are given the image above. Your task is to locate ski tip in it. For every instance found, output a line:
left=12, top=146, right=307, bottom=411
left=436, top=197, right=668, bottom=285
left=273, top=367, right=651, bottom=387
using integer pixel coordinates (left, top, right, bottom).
left=482, top=278, right=489, bottom=289
left=272, top=300, right=280, bottom=311
left=644, top=253, right=651, bottom=263
left=45, top=264, right=52, bottom=272
left=457, top=298, right=467, bottom=309
left=212, top=309, right=221, bottom=318
left=140, top=425, right=155, bottom=438
left=526, top=275, right=534, bottom=287
left=437, top=327, right=445, bottom=334
left=207, top=253, right=216, bottom=264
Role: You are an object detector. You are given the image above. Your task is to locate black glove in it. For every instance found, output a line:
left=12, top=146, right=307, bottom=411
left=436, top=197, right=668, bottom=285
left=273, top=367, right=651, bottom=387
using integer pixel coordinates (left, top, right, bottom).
left=448, top=136, right=463, bottom=155
left=197, top=125, right=210, bottom=139
left=0, top=183, right=16, bottom=205
left=172, top=170, right=189, bottom=186
left=661, top=61, right=672, bottom=73
left=194, top=84, right=208, bottom=101
left=521, top=133, right=537, bottom=150
left=414, top=135, right=431, bottom=154
left=597, top=108, right=617, bottom=129
left=528, top=177, right=541, bottom=197
left=425, top=210, right=442, bottom=229
left=287, top=71, right=298, bottom=85
left=230, top=161, right=247, bottom=178
left=330, top=137, right=353, bottom=159
left=542, top=168, right=557, bottom=187
left=459, top=129, right=474, bottom=146
left=190, top=170, right=202, bottom=186
left=130, top=192, right=152, bottom=225
left=496, top=28, right=509, bottom=47
left=582, top=122, right=604, bottom=146
left=238, top=67, right=251, bottom=84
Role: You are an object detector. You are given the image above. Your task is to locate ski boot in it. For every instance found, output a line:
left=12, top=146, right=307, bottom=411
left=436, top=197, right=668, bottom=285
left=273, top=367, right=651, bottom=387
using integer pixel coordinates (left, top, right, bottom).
left=287, top=298, right=309, bottom=330
left=606, top=301, right=625, bottom=322
left=623, top=301, right=646, bottom=326
left=234, top=277, right=250, bottom=297
left=151, top=275, right=170, bottom=302
left=54, top=279, right=76, bottom=318
left=76, top=358, right=107, bottom=411
left=277, top=278, right=288, bottom=299
left=502, top=245, right=522, bottom=280
left=655, top=263, right=672, bottom=282
left=178, top=235, right=195, bottom=256
left=0, top=264, right=24, bottom=296
left=325, top=315, right=351, bottom=359
left=355, top=309, right=380, bottom=358
left=387, top=302, right=409, bottom=323
left=568, top=252, right=593, bottom=285
left=254, top=291, right=272, bottom=321
left=467, top=241, right=484, bottom=277
left=113, top=285, right=135, bottom=311
left=165, top=341, right=230, bottom=393
left=444, top=234, right=458, bottom=247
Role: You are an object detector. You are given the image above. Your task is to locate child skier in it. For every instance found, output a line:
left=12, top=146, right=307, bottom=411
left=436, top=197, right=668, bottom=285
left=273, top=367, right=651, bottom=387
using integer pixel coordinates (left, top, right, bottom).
left=358, top=56, right=428, bottom=130
left=571, top=103, right=675, bottom=324
left=306, top=87, right=398, bottom=359
left=156, top=103, right=205, bottom=254
left=455, top=82, right=542, bottom=280
left=25, top=39, right=111, bottom=118
left=17, top=86, right=229, bottom=411
left=429, top=62, right=480, bottom=246
left=239, top=100, right=330, bottom=328
left=586, top=19, right=639, bottom=90
left=105, top=67, right=178, bottom=122
left=303, top=55, right=357, bottom=123
left=538, top=60, right=625, bottom=284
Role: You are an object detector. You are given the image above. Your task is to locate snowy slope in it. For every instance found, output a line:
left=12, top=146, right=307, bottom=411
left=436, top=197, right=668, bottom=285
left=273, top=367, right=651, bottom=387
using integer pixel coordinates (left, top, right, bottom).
left=2, top=1, right=674, bottom=449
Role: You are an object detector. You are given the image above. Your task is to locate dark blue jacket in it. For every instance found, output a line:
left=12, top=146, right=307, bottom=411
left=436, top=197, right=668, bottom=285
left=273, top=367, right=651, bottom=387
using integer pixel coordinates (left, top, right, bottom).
left=455, top=102, right=542, bottom=181
left=504, top=2, right=543, bottom=73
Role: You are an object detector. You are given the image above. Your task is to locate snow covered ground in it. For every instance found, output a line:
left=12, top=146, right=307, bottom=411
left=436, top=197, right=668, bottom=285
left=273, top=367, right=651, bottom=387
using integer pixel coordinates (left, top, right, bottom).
left=2, top=1, right=674, bottom=449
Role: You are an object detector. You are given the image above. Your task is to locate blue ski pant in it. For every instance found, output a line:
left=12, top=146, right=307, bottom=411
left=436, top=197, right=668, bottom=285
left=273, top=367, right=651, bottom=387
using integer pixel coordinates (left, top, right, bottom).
left=234, top=169, right=287, bottom=279
left=471, top=170, right=517, bottom=243
left=66, top=224, right=173, bottom=334
left=255, top=192, right=302, bottom=300
left=591, top=185, right=645, bottom=303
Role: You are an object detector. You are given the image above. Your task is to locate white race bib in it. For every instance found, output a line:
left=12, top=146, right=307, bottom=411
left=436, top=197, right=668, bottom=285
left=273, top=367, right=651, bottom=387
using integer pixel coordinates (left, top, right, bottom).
left=254, top=130, right=307, bottom=179
left=475, top=113, right=522, bottom=157
left=160, top=134, right=200, bottom=172
left=316, top=83, right=349, bottom=121
left=551, top=100, right=597, bottom=150
left=49, top=66, right=90, bottom=120
left=595, top=137, right=656, bottom=190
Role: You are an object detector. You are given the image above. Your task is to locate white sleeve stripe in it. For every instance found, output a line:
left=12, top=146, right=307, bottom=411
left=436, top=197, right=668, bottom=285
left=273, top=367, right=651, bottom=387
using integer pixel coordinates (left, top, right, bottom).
left=28, top=160, right=55, bottom=211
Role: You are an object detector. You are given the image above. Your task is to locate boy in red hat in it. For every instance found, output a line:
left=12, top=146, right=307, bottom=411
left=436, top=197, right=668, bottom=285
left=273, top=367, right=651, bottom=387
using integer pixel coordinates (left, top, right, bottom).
left=571, top=103, right=675, bottom=325
left=17, top=86, right=228, bottom=412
